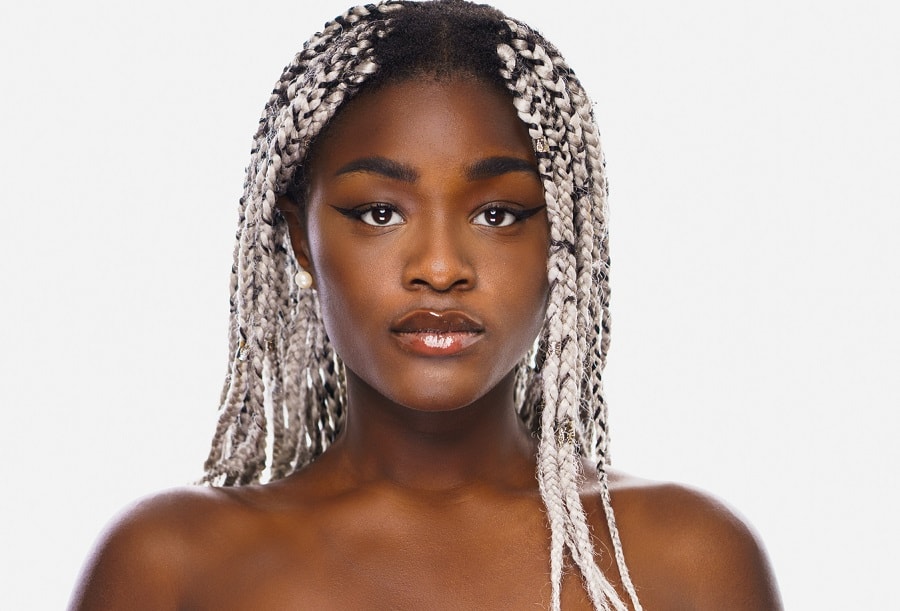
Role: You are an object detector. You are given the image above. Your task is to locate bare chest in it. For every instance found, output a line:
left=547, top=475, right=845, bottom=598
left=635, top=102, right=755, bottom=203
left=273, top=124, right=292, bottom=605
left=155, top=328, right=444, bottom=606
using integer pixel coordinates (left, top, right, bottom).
left=181, top=494, right=597, bottom=610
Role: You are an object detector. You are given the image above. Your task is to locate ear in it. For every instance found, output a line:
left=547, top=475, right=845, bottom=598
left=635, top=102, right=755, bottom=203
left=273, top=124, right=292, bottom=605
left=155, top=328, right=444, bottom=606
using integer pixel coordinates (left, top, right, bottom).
left=277, top=195, right=314, bottom=275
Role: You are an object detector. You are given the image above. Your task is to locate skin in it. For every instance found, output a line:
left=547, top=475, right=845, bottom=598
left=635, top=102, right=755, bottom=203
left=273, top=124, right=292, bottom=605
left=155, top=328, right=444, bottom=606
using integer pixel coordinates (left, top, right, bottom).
left=69, top=78, right=782, bottom=610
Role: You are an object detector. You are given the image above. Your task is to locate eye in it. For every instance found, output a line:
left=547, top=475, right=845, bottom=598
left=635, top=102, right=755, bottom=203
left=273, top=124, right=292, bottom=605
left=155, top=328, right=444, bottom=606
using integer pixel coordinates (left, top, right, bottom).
left=472, top=204, right=545, bottom=227
left=335, top=203, right=405, bottom=226
left=472, top=206, right=518, bottom=227
left=360, top=204, right=404, bottom=226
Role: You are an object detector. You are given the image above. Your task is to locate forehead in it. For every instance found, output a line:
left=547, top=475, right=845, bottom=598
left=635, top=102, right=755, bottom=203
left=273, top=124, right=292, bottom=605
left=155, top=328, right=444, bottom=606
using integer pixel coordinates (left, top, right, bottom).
left=308, top=77, right=535, bottom=173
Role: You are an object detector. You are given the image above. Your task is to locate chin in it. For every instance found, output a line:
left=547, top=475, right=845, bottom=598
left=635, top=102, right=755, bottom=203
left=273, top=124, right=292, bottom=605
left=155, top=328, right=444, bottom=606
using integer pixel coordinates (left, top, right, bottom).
left=389, top=387, right=489, bottom=413
left=343, top=358, right=517, bottom=415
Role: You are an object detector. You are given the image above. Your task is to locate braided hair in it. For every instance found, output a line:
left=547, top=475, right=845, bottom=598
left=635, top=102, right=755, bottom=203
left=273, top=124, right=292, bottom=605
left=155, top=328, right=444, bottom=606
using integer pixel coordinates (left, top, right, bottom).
left=201, top=2, right=641, bottom=609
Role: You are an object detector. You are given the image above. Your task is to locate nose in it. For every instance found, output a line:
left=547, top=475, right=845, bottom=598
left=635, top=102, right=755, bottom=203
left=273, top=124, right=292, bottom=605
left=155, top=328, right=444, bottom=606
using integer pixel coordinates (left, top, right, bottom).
left=402, top=218, right=476, bottom=292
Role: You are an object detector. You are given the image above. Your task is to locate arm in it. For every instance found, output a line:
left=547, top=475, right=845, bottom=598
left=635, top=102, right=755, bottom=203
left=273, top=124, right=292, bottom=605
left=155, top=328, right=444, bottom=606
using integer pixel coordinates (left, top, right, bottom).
left=654, top=483, right=783, bottom=610
left=68, top=493, right=192, bottom=611
left=607, top=473, right=782, bottom=610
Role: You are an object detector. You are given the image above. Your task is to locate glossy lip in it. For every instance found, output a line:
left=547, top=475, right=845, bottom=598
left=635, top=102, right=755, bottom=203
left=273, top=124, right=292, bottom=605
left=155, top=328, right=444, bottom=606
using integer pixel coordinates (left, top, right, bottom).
left=391, top=310, right=485, bottom=357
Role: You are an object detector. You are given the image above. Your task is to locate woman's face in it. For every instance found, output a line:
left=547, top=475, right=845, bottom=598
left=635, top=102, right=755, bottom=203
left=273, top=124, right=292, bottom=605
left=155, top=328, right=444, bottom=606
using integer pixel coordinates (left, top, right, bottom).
left=287, top=77, right=549, bottom=412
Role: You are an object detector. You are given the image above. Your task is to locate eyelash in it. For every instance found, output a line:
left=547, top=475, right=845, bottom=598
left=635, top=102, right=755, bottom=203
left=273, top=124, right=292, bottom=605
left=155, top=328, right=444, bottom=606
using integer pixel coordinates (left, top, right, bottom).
left=472, top=204, right=544, bottom=227
left=335, top=203, right=404, bottom=226
left=335, top=203, right=544, bottom=228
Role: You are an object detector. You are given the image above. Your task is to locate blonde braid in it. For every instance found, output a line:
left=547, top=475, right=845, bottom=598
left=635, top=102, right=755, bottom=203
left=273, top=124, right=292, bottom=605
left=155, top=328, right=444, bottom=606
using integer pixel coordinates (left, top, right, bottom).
left=497, top=41, right=568, bottom=608
left=201, top=3, right=398, bottom=484
left=500, top=16, right=641, bottom=610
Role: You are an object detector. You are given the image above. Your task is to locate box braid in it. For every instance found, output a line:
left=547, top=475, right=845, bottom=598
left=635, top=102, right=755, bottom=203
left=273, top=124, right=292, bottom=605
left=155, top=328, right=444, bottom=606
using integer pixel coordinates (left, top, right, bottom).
left=200, top=1, right=640, bottom=609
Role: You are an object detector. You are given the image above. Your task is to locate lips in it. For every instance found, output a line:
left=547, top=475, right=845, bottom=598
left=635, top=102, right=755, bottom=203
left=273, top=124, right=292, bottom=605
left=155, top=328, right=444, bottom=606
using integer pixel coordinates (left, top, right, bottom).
left=391, top=310, right=484, bottom=356
left=392, top=310, right=484, bottom=334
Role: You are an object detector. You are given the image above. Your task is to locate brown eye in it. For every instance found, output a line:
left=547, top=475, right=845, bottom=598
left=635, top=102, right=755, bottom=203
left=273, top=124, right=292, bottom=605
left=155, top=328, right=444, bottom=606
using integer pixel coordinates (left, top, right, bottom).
left=473, top=207, right=517, bottom=227
left=360, top=204, right=404, bottom=226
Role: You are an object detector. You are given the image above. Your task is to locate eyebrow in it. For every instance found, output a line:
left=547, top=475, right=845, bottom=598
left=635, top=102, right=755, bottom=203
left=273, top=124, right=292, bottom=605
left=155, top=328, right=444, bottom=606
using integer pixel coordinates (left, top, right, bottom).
left=334, top=157, right=418, bottom=183
left=332, top=155, right=539, bottom=183
left=466, top=156, right=539, bottom=181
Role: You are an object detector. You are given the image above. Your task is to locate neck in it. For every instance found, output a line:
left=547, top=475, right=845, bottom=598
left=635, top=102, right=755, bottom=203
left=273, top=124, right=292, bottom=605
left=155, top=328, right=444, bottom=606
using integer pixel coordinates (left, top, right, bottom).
left=327, top=370, right=537, bottom=494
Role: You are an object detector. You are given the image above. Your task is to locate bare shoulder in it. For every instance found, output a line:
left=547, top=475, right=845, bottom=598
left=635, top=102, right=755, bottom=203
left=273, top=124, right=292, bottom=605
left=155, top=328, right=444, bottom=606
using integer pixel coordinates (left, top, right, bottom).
left=603, top=470, right=783, bottom=610
left=68, top=486, right=251, bottom=611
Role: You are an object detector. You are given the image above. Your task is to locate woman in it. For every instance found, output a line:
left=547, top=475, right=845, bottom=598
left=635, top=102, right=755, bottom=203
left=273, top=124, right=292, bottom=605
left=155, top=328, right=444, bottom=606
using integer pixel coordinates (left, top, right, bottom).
left=70, top=1, right=781, bottom=609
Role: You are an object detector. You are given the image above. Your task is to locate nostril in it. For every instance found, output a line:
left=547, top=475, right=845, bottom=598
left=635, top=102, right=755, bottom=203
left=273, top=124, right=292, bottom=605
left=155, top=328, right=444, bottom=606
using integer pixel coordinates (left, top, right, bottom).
left=408, top=273, right=472, bottom=292
left=404, top=255, right=475, bottom=292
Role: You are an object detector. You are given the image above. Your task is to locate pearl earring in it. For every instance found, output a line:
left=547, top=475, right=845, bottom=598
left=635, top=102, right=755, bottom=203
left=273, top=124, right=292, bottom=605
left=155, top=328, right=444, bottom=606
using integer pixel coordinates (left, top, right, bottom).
left=295, top=269, right=313, bottom=289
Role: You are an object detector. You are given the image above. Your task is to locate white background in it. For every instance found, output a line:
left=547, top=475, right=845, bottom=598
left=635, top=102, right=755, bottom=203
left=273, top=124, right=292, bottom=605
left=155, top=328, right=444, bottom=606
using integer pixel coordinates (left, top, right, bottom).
left=1, top=1, right=897, bottom=609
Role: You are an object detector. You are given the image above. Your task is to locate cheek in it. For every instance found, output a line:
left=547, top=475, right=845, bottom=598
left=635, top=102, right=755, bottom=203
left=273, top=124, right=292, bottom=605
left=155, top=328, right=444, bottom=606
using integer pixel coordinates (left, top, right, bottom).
left=518, top=226, right=550, bottom=308
left=522, top=236, right=551, bottom=346
left=305, top=223, right=394, bottom=361
left=522, top=262, right=550, bottom=336
left=489, top=237, right=550, bottom=359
